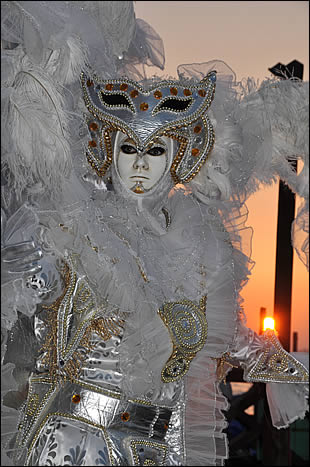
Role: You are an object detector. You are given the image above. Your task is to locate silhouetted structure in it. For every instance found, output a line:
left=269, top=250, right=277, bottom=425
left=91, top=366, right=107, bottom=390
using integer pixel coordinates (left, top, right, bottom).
left=270, top=60, right=303, bottom=353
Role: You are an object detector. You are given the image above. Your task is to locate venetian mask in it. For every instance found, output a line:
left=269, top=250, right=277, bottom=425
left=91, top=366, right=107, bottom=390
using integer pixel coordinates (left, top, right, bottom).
left=81, top=69, right=217, bottom=191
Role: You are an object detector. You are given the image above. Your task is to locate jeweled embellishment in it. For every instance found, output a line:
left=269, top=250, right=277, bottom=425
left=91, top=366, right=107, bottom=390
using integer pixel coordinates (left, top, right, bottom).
left=72, top=394, right=81, bottom=404
left=191, top=148, right=200, bottom=157
left=198, top=89, right=206, bottom=97
left=170, top=87, right=178, bottom=96
left=183, top=89, right=192, bottom=96
left=133, top=182, right=145, bottom=194
left=121, top=411, right=130, bottom=422
left=140, top=102, right=149, bottom=111
left=193, top=125, right=202, bottom=134
left=105, top=83, right=113, bottom=91
left=89, top=122, right=98, bottom=131
left=158, top=296, right=207, bottom=383
left=130, top=89, right=139, bottom=98
left=154, top=90, right=162, bottom=99
left=120, top=83, right=128, bottom=91
left=88, top=140, right=97, bottom=147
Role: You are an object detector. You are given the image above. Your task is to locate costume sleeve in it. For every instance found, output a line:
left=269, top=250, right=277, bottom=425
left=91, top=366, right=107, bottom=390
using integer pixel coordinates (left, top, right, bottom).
left=225, top=321, right=309, bottom=429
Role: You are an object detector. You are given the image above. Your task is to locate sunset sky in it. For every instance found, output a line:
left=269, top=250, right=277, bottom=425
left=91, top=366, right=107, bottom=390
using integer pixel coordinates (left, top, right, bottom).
left=134, top=1, right=309, bottom=350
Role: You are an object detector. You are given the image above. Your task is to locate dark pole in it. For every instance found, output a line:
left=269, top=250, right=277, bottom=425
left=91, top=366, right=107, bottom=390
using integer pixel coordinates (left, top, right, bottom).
left=293, top=332, right=298, bottom=352
left=262, top=61, right=304, bottom=467
left=259, top=307, right=266, bottom=335
left=269, top=60, right=304, bottom=352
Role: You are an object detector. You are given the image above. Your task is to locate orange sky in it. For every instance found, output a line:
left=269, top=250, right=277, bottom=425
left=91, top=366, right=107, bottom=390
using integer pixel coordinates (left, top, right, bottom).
left=135, top=0, right=309, bottom=350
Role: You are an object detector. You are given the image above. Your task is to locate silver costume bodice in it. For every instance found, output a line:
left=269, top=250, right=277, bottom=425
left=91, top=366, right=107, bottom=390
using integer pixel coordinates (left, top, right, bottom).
left=80, top=331, right=183, bottom=407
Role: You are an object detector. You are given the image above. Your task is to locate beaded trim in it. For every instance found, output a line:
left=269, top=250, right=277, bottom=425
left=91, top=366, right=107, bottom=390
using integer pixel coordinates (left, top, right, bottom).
left=129, top=439, right=168, bottom=466
left=158, top=296, right=207, bottom=383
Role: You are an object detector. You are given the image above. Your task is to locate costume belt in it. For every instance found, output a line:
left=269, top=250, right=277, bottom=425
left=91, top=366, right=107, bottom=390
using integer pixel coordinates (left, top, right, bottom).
left=17, top=375, right=173, bottom=458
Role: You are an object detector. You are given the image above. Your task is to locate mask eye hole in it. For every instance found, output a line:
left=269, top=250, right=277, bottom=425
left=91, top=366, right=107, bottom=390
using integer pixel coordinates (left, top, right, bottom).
left=147, top=146, right=166, bottom=156
left=120, top=144, right=137, bottom=154
left=100, top=92, right=133, bottom=109
left=157, top=98, right=192, bottom=112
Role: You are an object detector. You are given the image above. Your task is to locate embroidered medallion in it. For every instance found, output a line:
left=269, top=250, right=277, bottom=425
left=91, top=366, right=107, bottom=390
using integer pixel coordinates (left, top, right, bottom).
left=158, top=296, right=207, bottom=383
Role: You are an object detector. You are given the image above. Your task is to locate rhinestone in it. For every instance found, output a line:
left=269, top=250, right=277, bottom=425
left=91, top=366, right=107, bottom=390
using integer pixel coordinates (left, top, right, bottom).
left=192, top=148, right=200, bottom=157
left=198, top=89, right=206, bottom=97
left=193, top=125, right=202, bottom=134
left=140, top=102, right=149, bottom=111
left=105, top=83, right=113, bottom=91
left=183, top=89, right=192, bottom=96
left=164, top=423, right=169, bottom=430
left=72, top=394, right=81, bottom=404
left=89, top=122, right=98, bottom=131
left=120, top=83, right=128, bottom=91
left=89, top=140, right=97, bottom=147
left=154, top=90, right=162, bottom=99
left=130, top=89, right=139, bottom=98
left=86, top=79, right=93, bottom=87
left=170, top=87, right=178, bottom=96
left=121, top=412, right=130, bottom=422
left=209, top=72, right=217, bottom=82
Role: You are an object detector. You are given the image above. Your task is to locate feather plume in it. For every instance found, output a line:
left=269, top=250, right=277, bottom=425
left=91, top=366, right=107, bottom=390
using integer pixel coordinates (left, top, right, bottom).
left=3, top=57, right=72, bottom=200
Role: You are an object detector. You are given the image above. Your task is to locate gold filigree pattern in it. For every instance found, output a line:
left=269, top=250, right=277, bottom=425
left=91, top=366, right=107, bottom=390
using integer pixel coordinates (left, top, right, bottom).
left=158, top=296, right=207, bottom=382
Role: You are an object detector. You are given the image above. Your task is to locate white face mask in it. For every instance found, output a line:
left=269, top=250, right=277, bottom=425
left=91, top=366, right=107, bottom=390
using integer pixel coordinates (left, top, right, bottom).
left=114, top=132, right=173, bottom=194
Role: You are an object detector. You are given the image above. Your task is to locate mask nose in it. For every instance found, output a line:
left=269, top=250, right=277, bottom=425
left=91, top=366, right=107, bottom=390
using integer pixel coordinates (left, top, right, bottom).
left=133, top=153, right=149, bottom=170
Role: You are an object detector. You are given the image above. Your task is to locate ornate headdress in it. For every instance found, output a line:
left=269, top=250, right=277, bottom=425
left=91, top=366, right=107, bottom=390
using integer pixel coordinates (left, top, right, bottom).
left=81, top=70, right=217, bottom=184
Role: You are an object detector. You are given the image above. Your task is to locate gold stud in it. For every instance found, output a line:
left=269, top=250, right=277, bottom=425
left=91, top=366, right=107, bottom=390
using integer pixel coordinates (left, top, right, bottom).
left=133, top=185, right=145, bottom=194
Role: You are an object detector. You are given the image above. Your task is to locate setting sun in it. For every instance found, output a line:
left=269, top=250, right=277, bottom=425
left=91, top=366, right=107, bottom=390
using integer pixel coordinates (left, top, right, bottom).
left=263, top=317, right=276, bottom=331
